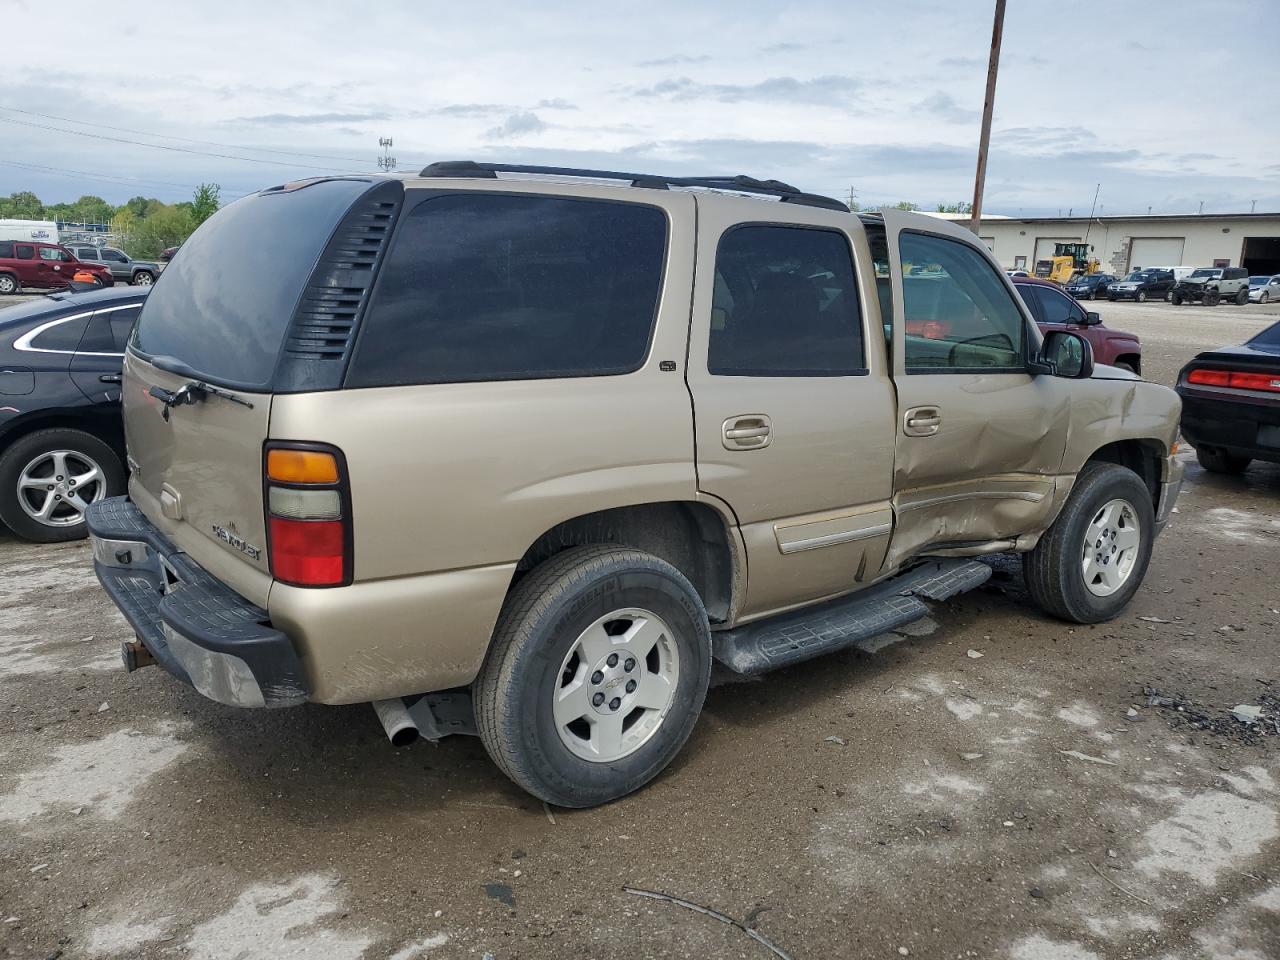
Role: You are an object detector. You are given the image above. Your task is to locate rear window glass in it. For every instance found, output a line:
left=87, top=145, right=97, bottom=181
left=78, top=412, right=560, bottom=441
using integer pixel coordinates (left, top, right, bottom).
left=347, top=193, right=667, bottom=387
left=132, top=178, right=373, bottom=388
left=1249, top=321, right=1280, bottom=348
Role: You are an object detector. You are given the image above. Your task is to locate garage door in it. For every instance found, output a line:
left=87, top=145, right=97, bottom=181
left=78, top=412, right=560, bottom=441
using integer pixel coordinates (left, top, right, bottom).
left=1128, top=237, right=1185, bottom=270
left=1033, top=237, right=1081, bottom=269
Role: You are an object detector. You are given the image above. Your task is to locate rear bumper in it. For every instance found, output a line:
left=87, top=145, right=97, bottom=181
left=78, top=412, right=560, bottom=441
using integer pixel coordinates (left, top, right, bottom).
left=1177, top=389, right=1280, bottom=464
left=87, top=497, right=308, bottom=708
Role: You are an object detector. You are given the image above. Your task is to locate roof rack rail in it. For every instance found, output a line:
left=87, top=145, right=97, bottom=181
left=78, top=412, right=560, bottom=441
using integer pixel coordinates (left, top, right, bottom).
left=417, top=161, right=848, bottom=212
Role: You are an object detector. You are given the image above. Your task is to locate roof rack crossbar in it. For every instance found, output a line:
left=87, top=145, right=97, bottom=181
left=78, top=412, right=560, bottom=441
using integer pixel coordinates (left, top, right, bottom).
left=417, top=161, right=847, bottom=211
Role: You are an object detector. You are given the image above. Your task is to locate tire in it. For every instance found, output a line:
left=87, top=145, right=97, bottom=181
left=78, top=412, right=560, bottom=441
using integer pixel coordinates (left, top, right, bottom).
left=131, top=271, right=155, bottom=286
left=1107, top=294, right=1117, bottom=302
left=0, top=429, right=126, bottom=543
left=1262, top=292, right=1271, bottom=303
left=0, top=273, right=18, bottom=295
left=1234, top=288, right=1248, bottom=305
left=1170, top=292, right=1183, bottom=305
left=1196, top=447, right=1251, bottom=475
left=474, top=545, right=712, bottom=808
left=1089, top=289, right=1098, bottom=301
left=1023, top=462, right=1155, bottom=624
left=1204, top=288, right=1221, bottom=306
left=1112, top=361, right=1136, bottom=374
left=1164, top=290, right=1172, bottom=302
left=1137, top=290, right=1147, bottom=303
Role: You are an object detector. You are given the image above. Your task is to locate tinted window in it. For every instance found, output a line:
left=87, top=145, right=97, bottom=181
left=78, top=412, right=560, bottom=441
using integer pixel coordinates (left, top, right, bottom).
left=15, top=245, right=35, bottom=259
left=39, top=247, right=71, bottom=261
left=1248, top=321, right=1280, bottom=348
left=109, top=307, right=140, bottom=350
left=899, top=232, right=1027, bottom=371
left=77, top=306, right=140, bottom=353
left=28, top=315, right=90, bottom=352
left=709, top=225, right=864, bottom=376
left=0, top=241, right=12, bottom=257
left=348, top=193, right=667, bottom=387
left=74, top=248, right=97, bottom=260
left=134, top=178, right=371, bottom=388
left=102, top=249, right=128, bottom=262
left=1032, top=286, right=1085, bottom=325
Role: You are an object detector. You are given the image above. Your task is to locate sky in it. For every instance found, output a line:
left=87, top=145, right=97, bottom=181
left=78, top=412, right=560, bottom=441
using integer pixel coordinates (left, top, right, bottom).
left=2, top=0, right=1278, bottom=217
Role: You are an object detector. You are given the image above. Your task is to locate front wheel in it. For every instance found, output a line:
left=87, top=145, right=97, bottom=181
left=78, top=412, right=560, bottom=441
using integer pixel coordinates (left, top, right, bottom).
left=1197, top=448, right=1251, bottom=474
left=1170, top=292, right=1183, bottom=305
left=1089, top=289, right=1099, bottom=301
left=132, top=271, right=155, bottom=286
left=474, top=545, right=712, bottom=807
left=1234, top=288, right=1248, bottom=305
left=1137, top=290, right=1148, bottom=302
left=0, top=428, right=126, bottom=542
left=0, top=274, right=18, bottom=295
left=1023, top=463, right=1155, bottom=624
left=1262, top=291, right=1271, bottom=303
left=1204, top=288, right=1221, bottom=306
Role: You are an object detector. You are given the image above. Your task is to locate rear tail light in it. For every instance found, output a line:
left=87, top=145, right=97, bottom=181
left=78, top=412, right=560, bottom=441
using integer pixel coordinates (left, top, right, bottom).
left=264, top=443, right=351, bottom=587
left=1187, top=368, right=1280, bottom=393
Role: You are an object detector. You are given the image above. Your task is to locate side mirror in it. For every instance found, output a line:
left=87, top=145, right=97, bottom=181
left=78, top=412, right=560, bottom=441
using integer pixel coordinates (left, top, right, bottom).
left=1038, top=330, right=1094, bottom=379
left=1083, top=311, right=1101, bottom=326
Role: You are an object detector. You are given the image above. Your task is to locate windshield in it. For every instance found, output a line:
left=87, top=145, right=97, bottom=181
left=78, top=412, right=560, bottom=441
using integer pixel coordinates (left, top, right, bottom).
left=1249, top=276, right=1268, bottom=286
left=1190, top=269, right=1221, bottom=278
left=1123, top=272, right=1148, bottom=282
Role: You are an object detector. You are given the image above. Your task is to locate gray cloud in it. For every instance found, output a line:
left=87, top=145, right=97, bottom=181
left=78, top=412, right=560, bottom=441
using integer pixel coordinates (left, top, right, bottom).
left=918, top=92, right=979, bottom=124
left=635, top=54, right=711, bottom=67
left=431, top=103, right=510, bottom=117
left=940, top=56, right=983, bottom=68
left=535, top=98, right=577, bottom=110
left=485, top=111, right=546, bottom=140
left=760, top=42, right=808, bottom=54
left=632, top=75, right=860, bottom=106
left=235, top=111, right=388, bottom=125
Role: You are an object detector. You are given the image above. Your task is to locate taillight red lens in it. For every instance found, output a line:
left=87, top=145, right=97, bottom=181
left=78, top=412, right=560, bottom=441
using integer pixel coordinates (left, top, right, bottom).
left=268, top=517, right=345, bottom=586
left=1187, top=368, right=1280, bottom=392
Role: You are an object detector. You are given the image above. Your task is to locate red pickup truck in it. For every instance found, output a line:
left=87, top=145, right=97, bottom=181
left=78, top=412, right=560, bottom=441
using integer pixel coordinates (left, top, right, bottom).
left=0, top=240, right=114, bottom=295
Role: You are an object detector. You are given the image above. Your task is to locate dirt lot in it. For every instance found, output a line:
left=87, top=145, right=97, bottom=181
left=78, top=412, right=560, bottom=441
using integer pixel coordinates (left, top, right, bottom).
left=1, top=300, right=1278, bottom=960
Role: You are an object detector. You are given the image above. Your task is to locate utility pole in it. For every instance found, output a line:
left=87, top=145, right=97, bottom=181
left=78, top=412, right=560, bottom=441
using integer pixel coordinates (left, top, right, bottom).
left=968, top=0, right=1006, bottom=235
left=846, top=185, right=858, bottom=211
left=378, top=137, right=397, bottom=172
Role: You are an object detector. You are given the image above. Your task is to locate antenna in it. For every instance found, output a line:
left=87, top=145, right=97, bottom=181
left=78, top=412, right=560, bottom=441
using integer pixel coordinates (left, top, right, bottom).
left=378, top=137, right=397, bottom=172
left=1198, top=201, right=1204, bottom=215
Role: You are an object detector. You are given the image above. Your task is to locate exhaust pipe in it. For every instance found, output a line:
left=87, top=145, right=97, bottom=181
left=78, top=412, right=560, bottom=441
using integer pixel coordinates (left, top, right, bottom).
left=372, top=698, right=420, bottom=747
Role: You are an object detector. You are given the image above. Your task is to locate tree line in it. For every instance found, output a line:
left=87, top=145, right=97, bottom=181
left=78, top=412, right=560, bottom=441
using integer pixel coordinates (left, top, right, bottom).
left=0, top=184, right=221, bottom=260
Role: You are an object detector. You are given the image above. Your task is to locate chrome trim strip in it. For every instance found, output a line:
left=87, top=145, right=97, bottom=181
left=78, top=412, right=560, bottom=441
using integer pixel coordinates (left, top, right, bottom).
left=779, top=522, right=893, bottom=555
left=898, top=489, right=1046, bottom=512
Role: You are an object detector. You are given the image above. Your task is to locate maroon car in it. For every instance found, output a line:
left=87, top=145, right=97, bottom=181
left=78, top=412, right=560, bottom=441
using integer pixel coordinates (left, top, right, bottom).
left=1012, top=275, right=1142, bottom=375
left=0, top=241, right=114, bottom=295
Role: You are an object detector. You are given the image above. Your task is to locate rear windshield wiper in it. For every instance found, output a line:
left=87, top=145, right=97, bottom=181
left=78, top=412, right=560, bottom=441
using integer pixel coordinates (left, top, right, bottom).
left=148, top=381, right=254, bottom=421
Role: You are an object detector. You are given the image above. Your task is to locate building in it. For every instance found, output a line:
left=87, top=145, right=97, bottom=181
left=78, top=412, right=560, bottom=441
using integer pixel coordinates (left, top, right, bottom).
left=927, top=212, right=1280, bottom=276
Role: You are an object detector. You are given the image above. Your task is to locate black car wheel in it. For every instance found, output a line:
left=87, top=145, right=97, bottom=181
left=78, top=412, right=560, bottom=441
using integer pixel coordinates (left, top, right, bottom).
left=0, top=274, right=18, bottom=295
left=1234, top=288, right=1248, bottom=305
left=1197, top=448, right=1251, bottom=475
left=1170, top=292, right=1183, bottom=305
left=1262, top=291, right=1271, bottom=303
left=1204, top=288, right=1221, bottom=306
left=1089, top=289, right=1099, bottom=301
left=1137, top=290, right=1147, bottom=303
left=1107, top=294, right=1117, bottom=302
left=0, top=429, right=127, bottom=542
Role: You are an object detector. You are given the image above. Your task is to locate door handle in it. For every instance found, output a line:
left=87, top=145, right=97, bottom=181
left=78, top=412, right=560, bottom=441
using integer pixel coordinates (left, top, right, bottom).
left=722, top=415, right=772, bottom=450
left=99, top=374, right=122, bottom=383
left=903, top=406, right=942, bottom=437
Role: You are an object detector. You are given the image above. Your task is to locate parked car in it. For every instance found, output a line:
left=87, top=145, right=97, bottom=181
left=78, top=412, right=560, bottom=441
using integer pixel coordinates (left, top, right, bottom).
left=1176, top=319, right=1280, bottom=474
left=1107, top=269, right=1176, bottom=302
left=1010, top=276, right=1142, bottom=374
left=0, top=286, right=146, bottom=541
left=159, top=244, right=180, bottom=262
left=1005, top=269, right=1030, bottom=278
left=1247, top=275, right=1280, bottom=303
left=1171, top=267, right=1251, bottom=305
left=0, top=241, right=113, bottom=294
left=68, top=245, right=160, bottom=286
left=86, top=165, right=1182, bottom=807
left=1065, top=273, right=1116, bottom=301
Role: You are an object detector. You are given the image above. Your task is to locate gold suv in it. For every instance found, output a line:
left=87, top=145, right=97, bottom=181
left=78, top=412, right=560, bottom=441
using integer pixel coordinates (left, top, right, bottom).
left=87, top=162, right=1183, bottom=806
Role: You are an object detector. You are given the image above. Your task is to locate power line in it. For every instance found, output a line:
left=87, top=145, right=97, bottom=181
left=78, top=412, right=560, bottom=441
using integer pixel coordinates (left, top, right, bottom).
left=0, top=116, right=362, bottom=172
left=0, top=105, right=377, bottom=165
left=0, top=158, right=201, bottom=191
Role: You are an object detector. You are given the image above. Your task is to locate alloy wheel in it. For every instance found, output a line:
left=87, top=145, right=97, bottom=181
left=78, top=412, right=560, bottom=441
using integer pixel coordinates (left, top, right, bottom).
left=1081, top=498, right=1141, bottom=598
left=17, top=450, right=107, bottom=527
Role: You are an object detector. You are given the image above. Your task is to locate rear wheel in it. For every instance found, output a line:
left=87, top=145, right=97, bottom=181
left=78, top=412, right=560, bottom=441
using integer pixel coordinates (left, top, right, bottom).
left=1024, top=463, right=1155, bottom=623
left=475, top=545, right=712, bottom=807
left=0, top=274, right=18, bottom=295
left=0, top=429, right=126, bottom=542
left=1196, top=447, right=1251, bottom=475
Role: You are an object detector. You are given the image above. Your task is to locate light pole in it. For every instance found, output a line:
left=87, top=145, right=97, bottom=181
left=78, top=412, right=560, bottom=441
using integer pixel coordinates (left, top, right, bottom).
left=969, top=0, right=1007, bottom=236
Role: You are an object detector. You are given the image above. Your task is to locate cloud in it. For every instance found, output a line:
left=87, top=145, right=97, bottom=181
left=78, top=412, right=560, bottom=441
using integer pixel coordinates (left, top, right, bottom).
left=632, top=75, right=860, bottom=106
left=536, top=98, right=577, bottom=110
left=635, top=54, right=711, bottom=67
left=760, top=42, right=808, bottom=54
left=940, top=56, right=983, bottom=68
left=431, top=103, right=509, bottom=117
left=918, top=92, right=979, bottom=124
left=485, top=111, right=546, bottom=140
left=234, top=111, right=388, bottom=125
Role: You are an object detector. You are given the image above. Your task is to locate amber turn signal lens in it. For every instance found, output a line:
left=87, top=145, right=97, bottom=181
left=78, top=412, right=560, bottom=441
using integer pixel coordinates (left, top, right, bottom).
left=267, top=448, right=339, bottom=484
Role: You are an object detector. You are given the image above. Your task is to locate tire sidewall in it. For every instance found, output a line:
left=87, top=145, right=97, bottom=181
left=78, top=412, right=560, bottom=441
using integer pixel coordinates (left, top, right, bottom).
left=0, top=430, right=126, bottom=542
left=1053, top=467, right=1155, bottom=622
left=491, top=556, right=711, bottom=806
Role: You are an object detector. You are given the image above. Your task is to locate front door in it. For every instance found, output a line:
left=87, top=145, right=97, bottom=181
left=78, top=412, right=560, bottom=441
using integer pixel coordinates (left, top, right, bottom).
left=686, top=197, right=897, bottom=620
left=880, top=210, right=1072, bottom=566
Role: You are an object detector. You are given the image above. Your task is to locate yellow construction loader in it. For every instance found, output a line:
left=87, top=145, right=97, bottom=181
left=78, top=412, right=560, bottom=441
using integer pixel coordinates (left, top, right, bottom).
left=1034, top=242, right=1102, bottom=284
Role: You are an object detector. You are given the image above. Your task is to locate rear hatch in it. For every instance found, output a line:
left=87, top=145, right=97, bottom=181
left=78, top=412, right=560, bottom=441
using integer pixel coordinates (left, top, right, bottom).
left=123, top=176, right=401, bottom=605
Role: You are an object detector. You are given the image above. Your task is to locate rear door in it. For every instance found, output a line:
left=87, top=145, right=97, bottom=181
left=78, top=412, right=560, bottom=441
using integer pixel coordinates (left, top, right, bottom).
left=69, top=301, right=140, bottom=403
left=686, top=197, right=896, bottom=619
left=880, top=210, right=1073, bottom=566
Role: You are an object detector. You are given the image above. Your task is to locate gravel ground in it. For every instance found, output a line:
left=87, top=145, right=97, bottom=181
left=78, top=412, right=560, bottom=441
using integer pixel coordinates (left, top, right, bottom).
left=1, top=300, right=1278, bottom=960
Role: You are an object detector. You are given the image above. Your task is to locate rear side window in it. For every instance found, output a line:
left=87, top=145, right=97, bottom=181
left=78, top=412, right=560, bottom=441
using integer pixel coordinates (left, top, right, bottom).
left=347, top=193, right=668, bottom=387
left=1249, top=321, right=1280, bottom=348
left=78, top=306, right=141, bottom=353
left=899, top=232, right=1027, bottom=371
left=709, top=225, right=865, bottom=376
left=0, top=241, right=11, bottom=257
left=15, top=245, right=34, bottom=259
left=28, top=315, right=90, bottom=352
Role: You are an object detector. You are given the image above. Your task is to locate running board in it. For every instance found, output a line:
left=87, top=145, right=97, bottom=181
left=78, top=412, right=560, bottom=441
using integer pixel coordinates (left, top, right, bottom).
left=712, top=558, right=992, bottom=676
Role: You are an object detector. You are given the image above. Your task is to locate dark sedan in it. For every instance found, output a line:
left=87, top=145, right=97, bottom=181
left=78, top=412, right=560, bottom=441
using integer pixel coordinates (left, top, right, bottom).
left=1065, top=273, right=1116, bottom=301
left=0, top=286, right=147, bottom=541
left=1176, top=319, right=1280, bottom=474
left=1107, top=269, right=1176, bottom=302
